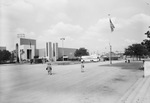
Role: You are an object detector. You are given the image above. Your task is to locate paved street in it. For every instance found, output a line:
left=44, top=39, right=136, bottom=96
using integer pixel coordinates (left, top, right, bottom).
left=0, top=61, right=143, bottom=103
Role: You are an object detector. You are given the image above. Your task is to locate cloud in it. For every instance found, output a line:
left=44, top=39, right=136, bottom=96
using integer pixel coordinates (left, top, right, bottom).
left=37, top=13, right=150, bottom=52
left=36, top=22, right=84, bottom=48
left=44, top=22, right=83, bottom=38
left=88, top=18, right=110, bottom=33
left=0, top=0, right=70, bottom=50
left=23, top=0, right=68, bottom=13
left=124, top=39, right=137, bottom=44
left=81, top=13, right=150, bottom=52
left=56, top=13, right=72, bottom=22
left=1, top=0, right=150, bottom=53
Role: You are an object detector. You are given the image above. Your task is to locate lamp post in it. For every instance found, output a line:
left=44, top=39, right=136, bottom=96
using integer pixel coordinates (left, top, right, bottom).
left=60, top=38, right=65, bottom=61
left=17, top=34, right=25, bottom=38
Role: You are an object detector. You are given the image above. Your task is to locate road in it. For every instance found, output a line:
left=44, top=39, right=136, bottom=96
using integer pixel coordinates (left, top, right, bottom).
left=0, top=61, right=143, bottom=103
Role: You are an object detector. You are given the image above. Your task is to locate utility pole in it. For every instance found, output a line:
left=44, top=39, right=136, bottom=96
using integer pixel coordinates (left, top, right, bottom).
left=60, top=38, right=65, bottom=61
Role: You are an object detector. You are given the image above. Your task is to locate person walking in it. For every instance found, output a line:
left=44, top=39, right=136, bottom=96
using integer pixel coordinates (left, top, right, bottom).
left=46, top=62, right=52, bottom=75
left=81, top=61, right=84, bottom=72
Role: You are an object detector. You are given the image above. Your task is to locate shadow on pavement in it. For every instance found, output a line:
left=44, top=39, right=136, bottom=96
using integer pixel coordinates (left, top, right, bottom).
left=99, top=61, right=144, bottom=71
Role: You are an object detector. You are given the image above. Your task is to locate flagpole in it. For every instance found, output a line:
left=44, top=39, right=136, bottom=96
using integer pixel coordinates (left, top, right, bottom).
left=108, top=14, right=112, bottom=64
left=109, top=43, right=112, bottom=64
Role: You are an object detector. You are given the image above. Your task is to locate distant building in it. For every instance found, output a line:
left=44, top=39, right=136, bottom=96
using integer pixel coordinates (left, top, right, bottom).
left=58, top=47, right=77, bottom=59
left=45, top=42, right=77, bottom=61
left=36, top=48, right=46, bottom=58
left=0, top=46, right=6, bottom=51
left=102, top=52, right=121, bottom=60
left=15, top=38, right=78, bottom=62
left=16, top=38, right=37, bottom=61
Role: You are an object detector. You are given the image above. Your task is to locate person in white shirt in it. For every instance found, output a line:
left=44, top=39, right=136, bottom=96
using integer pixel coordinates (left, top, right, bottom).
left=46, top=62, right=52, bottom=75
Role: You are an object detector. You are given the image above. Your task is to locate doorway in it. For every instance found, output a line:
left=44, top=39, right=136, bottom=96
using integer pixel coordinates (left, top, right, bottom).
left=27, top=49, right=32, bottom=59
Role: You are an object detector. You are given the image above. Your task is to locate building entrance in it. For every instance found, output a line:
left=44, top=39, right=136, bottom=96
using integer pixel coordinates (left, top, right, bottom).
left=27, top=49, right=32, bottom=59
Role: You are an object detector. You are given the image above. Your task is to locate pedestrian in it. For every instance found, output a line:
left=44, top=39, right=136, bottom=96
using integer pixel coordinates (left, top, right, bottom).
left=46, top=62, right=52, bottom=75
left=30, top=59, right=33, bottom=64
left=143, top=60, right=145, bottom=64
left=81, top=61, right=84, bottom=72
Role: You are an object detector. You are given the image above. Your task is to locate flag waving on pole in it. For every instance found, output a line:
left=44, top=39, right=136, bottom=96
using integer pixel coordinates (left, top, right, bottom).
left=109, top=18, right=115, bottom=32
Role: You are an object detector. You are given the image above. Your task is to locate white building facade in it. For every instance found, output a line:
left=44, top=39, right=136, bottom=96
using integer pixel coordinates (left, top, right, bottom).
left=16, top=38, right=77, bottom=62
left=16, top=38, right=36, bottom=61
left=46, top=42, right=58, bottom=61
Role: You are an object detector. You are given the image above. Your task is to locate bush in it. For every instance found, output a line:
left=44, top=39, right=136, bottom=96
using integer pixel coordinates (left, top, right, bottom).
left=34, top=55, right=39, bottom=59
left=34, top=58, right=42, bottom=63
left=0, top=50, right=11, bottom=63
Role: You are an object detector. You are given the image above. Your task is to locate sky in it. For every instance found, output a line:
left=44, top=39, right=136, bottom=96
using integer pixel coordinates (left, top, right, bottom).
left=0, top=0, right=150, bottom=54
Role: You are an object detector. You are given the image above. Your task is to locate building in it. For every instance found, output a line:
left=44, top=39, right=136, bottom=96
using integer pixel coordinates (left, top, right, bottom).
left=16, top=38, right=77, bottom=62
left=102, top=52, right=121, bottom=60
left=16, top=38, right=37, bottom=61
left=58, top=47, right=77, bottom=59
left=45, top=42, right=77, bottom=61
left=45, top=42, right=58, bottom=61
left=36, top=48, right=46, bottom=58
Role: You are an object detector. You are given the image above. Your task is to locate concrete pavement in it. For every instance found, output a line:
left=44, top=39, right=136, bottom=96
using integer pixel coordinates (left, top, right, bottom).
left=117, top=74, right=150, bottom=103
left=0, top=60, right=146, bottom=103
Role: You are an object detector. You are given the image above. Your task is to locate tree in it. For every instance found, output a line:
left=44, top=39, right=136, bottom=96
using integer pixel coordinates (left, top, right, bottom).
left=141, top=39, right=150, bottom=55
left=10, top=52, right=15, bottom=63
left=145, top=29, right=150, bottom=38
left=124, top=44, right=149, bottom=60
left=0, top=50, right=11, bottom=63
left=74, top=48, right=89, bottom=57
left=124, top=45, right=134, bottom=57
left=141, top=27, right=150, bottom=56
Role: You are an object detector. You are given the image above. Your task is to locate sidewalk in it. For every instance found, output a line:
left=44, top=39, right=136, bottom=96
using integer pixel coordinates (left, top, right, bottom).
left=117, top=75, right=150, bottom=103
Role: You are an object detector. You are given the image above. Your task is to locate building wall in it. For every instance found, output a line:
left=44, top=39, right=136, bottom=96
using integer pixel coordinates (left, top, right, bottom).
left=15, top=38, right=78, bottom=61
left=38, top=48, right=46, bottom=58
left=46, top=42, right=59, bottom=61
left=16, top=38, right=36, bottom=61
left=55, top=43, right=58, bottom=60
left=58, top=47, right=77, bottom=59
left=20, top=38, right=36, bottom=46
left=46, top=42, right=53, bottom=61
left=19, top=38, right=37, bottom=55
left=19, top=45, right=35, bottom=60
left=53, top=43, right=58, bottom=61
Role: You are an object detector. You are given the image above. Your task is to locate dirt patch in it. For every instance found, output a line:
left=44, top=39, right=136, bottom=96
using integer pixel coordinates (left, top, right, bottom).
left=111, top=75, right=127, bottom=83
left=101, top=85, right=115, bottom=94
left=112, top=77, right=126, bottom=82
left=89, top=84, right=116, bottom=96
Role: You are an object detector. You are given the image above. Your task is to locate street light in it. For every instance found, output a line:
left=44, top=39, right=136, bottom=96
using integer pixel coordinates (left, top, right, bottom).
left=60, top=38, right=65, bottom=61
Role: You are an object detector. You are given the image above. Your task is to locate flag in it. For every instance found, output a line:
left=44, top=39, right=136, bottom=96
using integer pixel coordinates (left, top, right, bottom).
left=109, top=18, right=115, bottom=32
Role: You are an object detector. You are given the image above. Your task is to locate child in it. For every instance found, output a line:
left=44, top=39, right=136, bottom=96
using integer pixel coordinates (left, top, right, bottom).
left=46, top=62, right=52, bottom=75
left=81, top=61, right=84, bottom=72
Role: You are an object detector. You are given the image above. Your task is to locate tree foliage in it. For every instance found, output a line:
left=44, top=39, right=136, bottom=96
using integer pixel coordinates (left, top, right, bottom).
left=74, top=48, right=89, bottom=57
left=141, top=39, right=150, bottom=55
left=124, top=28, right=150, bottom=59
left=145, top=30, right=150, bottom=38
left=140, top=28, right=150, bottom=56
left=124, top=44, right=149, bottom=60
left=0, top=50, right=11, bottom=63
left=124, top=45, right=134, bottom=56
